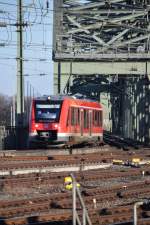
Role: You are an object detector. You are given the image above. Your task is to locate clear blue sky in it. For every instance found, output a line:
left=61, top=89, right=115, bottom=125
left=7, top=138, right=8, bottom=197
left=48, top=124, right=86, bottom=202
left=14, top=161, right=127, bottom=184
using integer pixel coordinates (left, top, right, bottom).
left=0, top=0, right=53, bottom=97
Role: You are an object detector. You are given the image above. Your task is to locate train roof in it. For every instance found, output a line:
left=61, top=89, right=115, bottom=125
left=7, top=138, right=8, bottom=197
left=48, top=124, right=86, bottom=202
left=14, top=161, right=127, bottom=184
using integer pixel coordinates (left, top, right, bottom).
left=34, top=95, right=100, bottom=103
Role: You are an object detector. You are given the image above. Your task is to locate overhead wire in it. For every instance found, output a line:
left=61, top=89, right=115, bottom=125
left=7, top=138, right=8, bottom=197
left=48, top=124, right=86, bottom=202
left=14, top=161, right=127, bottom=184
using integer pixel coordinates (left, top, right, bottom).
left=1, top=11, right=9, bottom=44
left=0, top=0, right=53, bottom=84
left=0, top=1, right=60, bottom=14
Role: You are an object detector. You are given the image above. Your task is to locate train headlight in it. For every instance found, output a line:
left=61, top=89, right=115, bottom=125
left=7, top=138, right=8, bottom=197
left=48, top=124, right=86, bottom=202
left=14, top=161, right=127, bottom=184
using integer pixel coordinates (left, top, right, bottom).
left=54, top=124, right=58, bottom=129
left=35, top=124, right=39, bottom=128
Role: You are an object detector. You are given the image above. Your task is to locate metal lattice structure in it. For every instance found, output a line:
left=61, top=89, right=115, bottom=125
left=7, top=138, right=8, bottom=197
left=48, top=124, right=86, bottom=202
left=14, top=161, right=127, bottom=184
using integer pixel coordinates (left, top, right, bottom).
left=53, top=0, right=150, bottom=61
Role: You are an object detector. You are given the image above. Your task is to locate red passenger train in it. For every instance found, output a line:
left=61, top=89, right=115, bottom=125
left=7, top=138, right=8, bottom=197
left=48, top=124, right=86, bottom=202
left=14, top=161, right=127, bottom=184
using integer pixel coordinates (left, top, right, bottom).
left=28, top=95, right=103, bottom=148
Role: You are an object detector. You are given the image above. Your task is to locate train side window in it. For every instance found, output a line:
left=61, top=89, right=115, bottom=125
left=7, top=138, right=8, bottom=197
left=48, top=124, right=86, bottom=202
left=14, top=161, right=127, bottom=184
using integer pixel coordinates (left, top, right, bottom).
left=91, top=110, right=93, bottom=126
left=97, top=111, right=102, bottom=126
left=98, top=111, right=100, bottom=126
left=75, top=108, right=78, bottom=125
left=95, top=111, right=102, bottom=126
left=96, top=111, right=99, bottom=126
left=84, top=110, right=86, bottom=128
left=87, top=110, right=89, bottom=128
left=95, top=111, right=98, bottom=126
left=67, top=107, right=71, bottom=126
left=99, top=111, right=102, bottom=126
left=93, top=110, right=100, bottom=127
left=93, top=110, right=95, bottom=126
left=74, top=108, right=77, bottom=125
left=71, top=107, right=74, bottom=125
left=93, top=110, right=96, bottom=126
left=77, top=108, right=80, bottom=125
left=100, top=111, right=103, bottom=126
left=84, top=109, right=89, bottom=128
left=97, top=111, right=100, bottom=126
left=71, top=107, right=77, bottom=126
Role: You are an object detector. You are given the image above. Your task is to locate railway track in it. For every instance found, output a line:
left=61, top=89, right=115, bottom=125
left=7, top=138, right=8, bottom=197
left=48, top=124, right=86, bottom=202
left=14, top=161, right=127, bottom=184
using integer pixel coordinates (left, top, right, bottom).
left=0, top=147, right=149, bottom=225
left=0, top=144, right=150, bottom=156
left=0, top=203, right=150, bottom=225
left=0, top=177, right=149, bottom=208
left=0, top=179, right=149, bottom=224
left=0, top=165, right=150, bottom=194
left=0, top=148, right=149, bottom=173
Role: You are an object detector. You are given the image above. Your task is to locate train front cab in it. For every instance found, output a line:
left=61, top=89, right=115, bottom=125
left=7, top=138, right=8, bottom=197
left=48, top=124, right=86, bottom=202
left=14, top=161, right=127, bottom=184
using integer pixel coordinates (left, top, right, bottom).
left=28, top=98, right=63, bottom=148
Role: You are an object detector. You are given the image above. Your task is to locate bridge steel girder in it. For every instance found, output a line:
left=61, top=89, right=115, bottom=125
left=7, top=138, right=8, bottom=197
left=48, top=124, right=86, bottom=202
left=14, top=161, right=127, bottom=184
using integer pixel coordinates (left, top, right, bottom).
left=54, top=61, right=150, bottom=93
left=53, top=0, right=150, bottom=61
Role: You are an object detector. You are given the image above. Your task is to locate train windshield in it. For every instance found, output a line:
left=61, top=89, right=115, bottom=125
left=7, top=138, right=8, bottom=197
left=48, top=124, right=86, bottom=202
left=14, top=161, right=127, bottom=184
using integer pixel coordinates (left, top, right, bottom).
left=35, top=101, right=62, bottom=122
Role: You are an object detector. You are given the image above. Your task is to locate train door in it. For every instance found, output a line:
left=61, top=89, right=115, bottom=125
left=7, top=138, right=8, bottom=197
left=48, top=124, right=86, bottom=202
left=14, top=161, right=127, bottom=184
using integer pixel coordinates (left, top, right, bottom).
left=80, top=109, right=84, bottom=136
left=89, top=110, right=92, bottom=136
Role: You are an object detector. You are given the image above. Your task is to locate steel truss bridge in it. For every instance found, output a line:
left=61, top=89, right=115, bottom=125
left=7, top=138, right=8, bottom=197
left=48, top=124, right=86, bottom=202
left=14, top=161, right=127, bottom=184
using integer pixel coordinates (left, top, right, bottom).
left=54, top=0, right=150, bottom=60
left=53, top=0, right=150, bottom=145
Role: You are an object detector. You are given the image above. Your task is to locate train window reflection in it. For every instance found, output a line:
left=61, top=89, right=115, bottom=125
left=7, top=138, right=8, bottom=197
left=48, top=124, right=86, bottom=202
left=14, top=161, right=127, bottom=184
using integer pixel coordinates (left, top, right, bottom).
left=35, top=103, right=61, bottom=122
left=93, top=110, right=102, bottom=127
